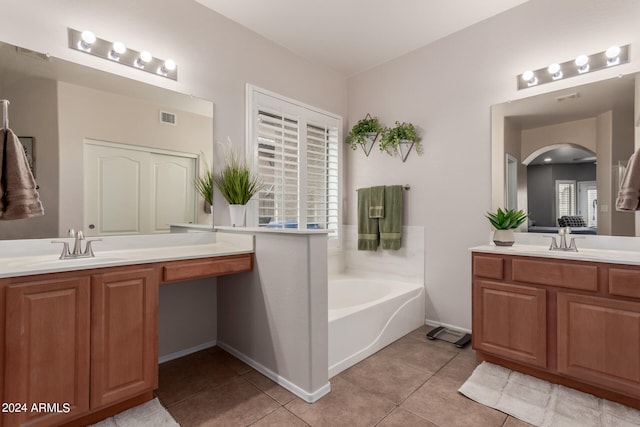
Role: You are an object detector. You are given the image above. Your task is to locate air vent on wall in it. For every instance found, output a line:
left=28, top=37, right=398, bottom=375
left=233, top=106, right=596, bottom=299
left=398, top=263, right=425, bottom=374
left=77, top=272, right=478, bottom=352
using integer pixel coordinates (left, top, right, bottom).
left=555, top=92, right=580, bottom=102
left=160, top=111, right=176, bottom=125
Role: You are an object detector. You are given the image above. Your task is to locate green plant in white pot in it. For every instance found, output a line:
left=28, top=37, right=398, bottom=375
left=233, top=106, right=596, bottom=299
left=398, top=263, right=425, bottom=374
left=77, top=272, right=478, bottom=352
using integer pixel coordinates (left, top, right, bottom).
left=486, top=208, right=529, bottom=246
left=346, top=115, right=383, bottom=156
left=214, top=140, right=264, bottom=227
left=379, top=121, right=423, bottom=162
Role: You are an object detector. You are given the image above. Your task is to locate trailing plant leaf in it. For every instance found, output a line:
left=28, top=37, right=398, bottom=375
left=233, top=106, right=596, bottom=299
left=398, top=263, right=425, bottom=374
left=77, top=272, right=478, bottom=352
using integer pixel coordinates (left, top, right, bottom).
left=346, top=116, right=383, bottom=150
left=486, top=207, right=529, bottom=230
left=379, top=121, right=422, bottom=156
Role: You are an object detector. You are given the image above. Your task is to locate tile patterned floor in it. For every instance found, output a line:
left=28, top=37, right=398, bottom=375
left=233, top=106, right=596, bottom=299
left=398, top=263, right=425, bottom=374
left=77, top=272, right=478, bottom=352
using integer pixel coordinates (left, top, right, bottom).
left=157, top=325, right=532, bottom=426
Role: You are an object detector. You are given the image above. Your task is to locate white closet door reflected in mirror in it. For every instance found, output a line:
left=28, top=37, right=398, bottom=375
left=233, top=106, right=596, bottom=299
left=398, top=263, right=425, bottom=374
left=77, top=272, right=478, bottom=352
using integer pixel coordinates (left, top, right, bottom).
left=84, top=140, right=197, bottom=236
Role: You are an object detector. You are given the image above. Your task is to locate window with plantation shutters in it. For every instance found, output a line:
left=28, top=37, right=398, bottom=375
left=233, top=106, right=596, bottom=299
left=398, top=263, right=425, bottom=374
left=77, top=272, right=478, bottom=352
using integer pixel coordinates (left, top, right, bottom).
left=247, top=85, right=342, bottom=240
left=556, top=180, right=576, bottom=220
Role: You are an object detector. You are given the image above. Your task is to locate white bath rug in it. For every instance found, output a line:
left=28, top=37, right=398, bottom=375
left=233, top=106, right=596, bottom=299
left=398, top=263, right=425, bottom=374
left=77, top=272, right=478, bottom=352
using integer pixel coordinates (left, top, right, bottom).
left=459, top=362, right=640, bottom=427
left=90, top=398, right=179, bottom=427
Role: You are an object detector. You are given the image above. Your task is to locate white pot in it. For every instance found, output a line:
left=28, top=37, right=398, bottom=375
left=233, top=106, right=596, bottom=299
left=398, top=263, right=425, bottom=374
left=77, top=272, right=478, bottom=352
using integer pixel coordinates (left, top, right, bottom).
left=229, top=204, right=246, bottom=227
left=493, top=229, right=515, bottom=246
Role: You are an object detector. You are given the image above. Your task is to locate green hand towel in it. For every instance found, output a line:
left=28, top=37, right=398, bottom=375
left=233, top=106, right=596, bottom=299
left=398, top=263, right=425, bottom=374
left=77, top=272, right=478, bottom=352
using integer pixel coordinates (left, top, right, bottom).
left=357, top=188, right=379, bottom=251
left=368, top=185, right=385, bottom=218
left=379, top=185, right=403, bottom=250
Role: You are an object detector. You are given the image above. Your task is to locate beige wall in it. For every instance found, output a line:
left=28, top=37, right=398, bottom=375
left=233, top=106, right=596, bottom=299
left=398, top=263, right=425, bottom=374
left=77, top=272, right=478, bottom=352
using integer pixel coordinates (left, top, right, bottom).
left=521, top=118, right=597, bottom=161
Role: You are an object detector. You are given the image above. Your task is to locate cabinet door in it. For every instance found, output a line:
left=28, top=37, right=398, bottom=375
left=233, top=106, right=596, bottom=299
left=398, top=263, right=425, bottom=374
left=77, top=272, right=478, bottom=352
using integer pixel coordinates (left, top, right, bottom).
left=558, top=293, right=640, bottom=397
left=91, top=267, right=158, bottom=408
left=4, top=276, right=90, bottom=427
left=473, top=280, right=547, bottom=368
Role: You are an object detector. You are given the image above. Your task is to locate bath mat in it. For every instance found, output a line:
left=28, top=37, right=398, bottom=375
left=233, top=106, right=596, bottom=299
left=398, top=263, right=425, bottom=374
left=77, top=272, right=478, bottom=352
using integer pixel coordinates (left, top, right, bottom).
left=90, top=397, right=180, bottom=427
left=459, top=362, right=640, bottom=427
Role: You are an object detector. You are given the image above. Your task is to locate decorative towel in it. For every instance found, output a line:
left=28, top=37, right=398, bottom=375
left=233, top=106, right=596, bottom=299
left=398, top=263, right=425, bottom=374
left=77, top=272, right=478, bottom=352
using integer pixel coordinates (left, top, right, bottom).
left=368, top=185, right=385, bottom=218
left=617, top=150, right=640, bottom=211
left=379, top=185, right=403, bottom=250
left=0, top=128, right=44, bottom=220
left=357, top=187, right=378, bottom=251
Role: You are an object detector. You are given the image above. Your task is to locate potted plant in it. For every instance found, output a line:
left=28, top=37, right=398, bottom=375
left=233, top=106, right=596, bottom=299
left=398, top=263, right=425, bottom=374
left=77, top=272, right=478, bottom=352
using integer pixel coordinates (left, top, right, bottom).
left=214, top=140, right=264, bottom=226
left=194, top=154, right=214, bottom=215
left=346, top=114, right=383, bottom=156
left=486, top=207, right=529, bottom=246
left=379, top=121, right=423, bottom=161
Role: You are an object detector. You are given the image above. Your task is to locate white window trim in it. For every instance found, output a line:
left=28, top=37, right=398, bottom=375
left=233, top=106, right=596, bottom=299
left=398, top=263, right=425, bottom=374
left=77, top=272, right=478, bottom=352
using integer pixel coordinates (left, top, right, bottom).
left=245, top=84, right=343, bottom=247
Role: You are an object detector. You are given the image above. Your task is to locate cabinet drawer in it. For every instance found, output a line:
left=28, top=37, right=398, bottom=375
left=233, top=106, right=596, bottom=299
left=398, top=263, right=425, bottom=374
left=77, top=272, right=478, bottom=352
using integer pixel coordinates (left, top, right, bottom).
left=609, top=268, right=640, bottom=299
left=163, top=254, right=253, bottom=282
left=473, top=255, right=504, bottom=280
left=512, top=258, right=597, bottom=291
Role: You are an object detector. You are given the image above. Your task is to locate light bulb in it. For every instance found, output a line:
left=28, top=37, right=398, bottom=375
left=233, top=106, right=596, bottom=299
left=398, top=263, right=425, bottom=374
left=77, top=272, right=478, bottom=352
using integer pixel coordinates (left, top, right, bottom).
left=575, top=55, right=589, bottom=73
left=78, top=30, right=96, bottom=51
left=606, top=45, right=621, bottom=58
left=163, top=59, right=176, bottom=71
left=113, top=42, right=126, bottom=54
left=522, top=70, right=537, bottom=86
left=108, top=41, right=126, bottom=60
left=548, top=63, right=562, bottom=80
left=158, top=59, right=177, bottom=76
left=135, top=51, right=152, bottom=68
left=606, top=45, right=621, bottom=66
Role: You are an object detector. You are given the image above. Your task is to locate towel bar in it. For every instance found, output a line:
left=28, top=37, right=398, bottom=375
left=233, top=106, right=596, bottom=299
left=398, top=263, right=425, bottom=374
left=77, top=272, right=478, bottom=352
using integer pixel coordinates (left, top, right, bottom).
left=356, top=184, right=410, bottom=191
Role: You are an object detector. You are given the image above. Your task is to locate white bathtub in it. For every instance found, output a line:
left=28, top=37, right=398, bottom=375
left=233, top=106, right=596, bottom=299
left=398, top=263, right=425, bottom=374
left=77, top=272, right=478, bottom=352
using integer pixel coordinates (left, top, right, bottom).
left=328, top=276, right=425, bottom=378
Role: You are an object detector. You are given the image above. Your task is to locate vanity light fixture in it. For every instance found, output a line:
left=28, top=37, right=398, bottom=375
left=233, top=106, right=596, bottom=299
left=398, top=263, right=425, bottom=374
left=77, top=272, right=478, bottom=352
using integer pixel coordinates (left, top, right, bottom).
left=517, top=44, right=629, bottom=90
left=68, top=28, right=177, bottom=81
left=544, top=157, right=552, bottom=163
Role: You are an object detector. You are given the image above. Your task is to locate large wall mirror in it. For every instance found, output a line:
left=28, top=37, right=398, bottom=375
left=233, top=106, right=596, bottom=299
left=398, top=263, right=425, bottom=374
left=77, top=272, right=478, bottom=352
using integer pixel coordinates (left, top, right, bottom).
left=492, top=73, right=639, bottom=237
left=0, top=41, right=214, bottom=240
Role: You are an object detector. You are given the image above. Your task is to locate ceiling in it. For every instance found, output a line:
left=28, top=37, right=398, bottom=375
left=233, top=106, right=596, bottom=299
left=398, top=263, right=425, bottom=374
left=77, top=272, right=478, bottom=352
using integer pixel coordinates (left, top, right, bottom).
left=195, top=0, right=530, bottom=77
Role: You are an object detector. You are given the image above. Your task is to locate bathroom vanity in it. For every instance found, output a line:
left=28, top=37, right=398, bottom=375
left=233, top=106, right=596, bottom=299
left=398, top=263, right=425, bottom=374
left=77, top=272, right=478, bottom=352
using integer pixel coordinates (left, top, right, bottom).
left=471, top=245, right=640, bottom=409
left=0, top=233, right=253, bottom=427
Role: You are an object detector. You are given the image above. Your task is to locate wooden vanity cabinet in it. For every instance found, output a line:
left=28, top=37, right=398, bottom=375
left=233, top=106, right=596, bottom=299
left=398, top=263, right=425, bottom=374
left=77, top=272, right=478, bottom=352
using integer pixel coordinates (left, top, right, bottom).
left=3, top=275, right=91, bottom=427
left=1, top=265, right=158, bottom=427
left=472, top=252, right=640, bottom=408
left=91, top=267, right=158, bottom=408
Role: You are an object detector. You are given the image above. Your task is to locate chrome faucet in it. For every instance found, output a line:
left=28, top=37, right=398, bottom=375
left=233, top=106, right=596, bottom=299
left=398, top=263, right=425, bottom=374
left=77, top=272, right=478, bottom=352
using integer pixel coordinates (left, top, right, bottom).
left=52, top=229, right=101, bottom=259
left=546, top=227, right=580, bottom=252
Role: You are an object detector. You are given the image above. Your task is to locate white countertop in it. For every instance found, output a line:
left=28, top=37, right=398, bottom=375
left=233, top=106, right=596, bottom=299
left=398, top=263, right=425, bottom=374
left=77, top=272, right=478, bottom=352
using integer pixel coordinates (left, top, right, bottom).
left=215, top=226, right=329, bottom=235
left=0, top=232, right=254, bottom=278
left=470, top=244, right=640, bottom=266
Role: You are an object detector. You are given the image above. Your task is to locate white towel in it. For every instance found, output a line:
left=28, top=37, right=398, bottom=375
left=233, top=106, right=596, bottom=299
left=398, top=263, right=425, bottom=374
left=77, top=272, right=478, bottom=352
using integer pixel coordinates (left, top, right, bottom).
left=0, top=128, right=44, bottom=220
left=617, top=150, right=640, bottom=211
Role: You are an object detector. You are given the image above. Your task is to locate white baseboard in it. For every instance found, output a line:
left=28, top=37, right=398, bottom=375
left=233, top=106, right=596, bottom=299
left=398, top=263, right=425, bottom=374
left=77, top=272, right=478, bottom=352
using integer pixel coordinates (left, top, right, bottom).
left=158, top=340, right=217, bottom=364
left=424, top=319, right=472, bottom=335
left=217, top=341, right=331, bottom=403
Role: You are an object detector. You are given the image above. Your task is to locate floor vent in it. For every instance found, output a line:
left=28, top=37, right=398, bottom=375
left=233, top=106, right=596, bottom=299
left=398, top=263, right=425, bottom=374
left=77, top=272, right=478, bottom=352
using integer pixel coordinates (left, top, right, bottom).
left=160, top=111, right=177, bottom=125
